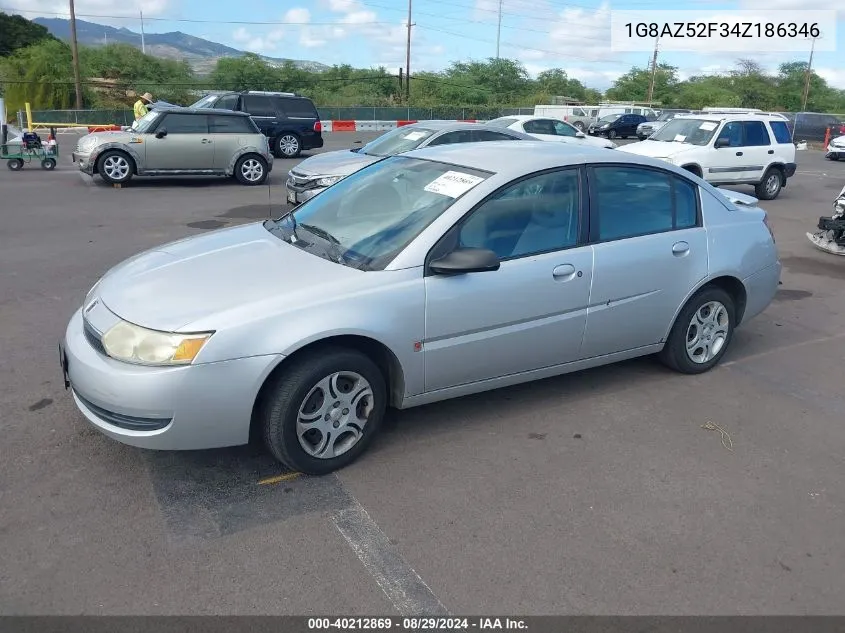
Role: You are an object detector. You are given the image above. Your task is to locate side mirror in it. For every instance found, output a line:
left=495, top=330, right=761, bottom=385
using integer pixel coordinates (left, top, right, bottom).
left=714, top=137, right=730, bottom=149
left=575, top=131, right=585, bottom=138
left=429, top=247, right=500, bottom=275
left=155, top=128, right=167, bottom=139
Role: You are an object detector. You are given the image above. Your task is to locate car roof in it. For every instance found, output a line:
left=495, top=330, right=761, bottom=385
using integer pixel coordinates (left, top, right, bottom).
left=154, top=106, right=251, bottom=117
left=401, top=140, right=672, bottom=176
left=674, top=113, right=786, bottom=123
left=405, top=120, right=528, bottom=133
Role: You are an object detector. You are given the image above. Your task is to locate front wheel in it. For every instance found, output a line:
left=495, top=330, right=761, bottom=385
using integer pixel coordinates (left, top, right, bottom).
left=97, top=150, right=134, bottom=184
left=234, top=154, right=268, bottom=185
left=608, top=130, right=617, bottom=139
left=574, top=122, right=585, bottom=132
left=41, top=158, right=56, bottom=170
left=261, top=348, right=387, bottom=475
left=755, top=167, right=783, bottom=200
left=827, top=153, right=840, bottom=161
left=659, top=286, right=736, bottom=374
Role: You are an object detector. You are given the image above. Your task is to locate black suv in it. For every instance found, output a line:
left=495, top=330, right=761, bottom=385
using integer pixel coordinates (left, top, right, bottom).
left=190, top=91, right=323, bottom=158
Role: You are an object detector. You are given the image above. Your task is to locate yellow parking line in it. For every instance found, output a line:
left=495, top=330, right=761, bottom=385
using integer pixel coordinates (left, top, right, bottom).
left=258, top=472, right=301, bottom=485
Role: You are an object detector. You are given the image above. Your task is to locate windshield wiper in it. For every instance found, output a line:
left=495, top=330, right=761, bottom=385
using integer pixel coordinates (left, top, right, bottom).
left=299, top=223, right=345, bottom=263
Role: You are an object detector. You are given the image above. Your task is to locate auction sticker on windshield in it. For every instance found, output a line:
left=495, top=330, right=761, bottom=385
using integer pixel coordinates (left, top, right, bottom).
left=424, top=171, right=485, bottom=198
left=699, top=122, right=718, bottom=131
left=674, top=134, right=687, bottom=142
left=403, top=131, right=428, bottom=141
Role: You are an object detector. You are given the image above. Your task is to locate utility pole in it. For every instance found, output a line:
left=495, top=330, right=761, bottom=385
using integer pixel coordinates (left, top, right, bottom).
left=405, top=0, right=412, bottom=103
left=496, top=0, right=503, bottom=59
left=646, top=36, right=659, bottom=104
left=801, top=36, right=816, bottom=111
left=140, top=10, right=146, bottom=54
left=68, top=0, right=83, bottom=109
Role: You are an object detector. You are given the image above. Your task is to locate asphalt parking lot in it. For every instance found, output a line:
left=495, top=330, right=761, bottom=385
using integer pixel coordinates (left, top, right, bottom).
left=1, top=131, right=844, bottom=615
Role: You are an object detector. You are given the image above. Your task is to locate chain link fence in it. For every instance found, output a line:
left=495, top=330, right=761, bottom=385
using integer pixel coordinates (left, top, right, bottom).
left=25, top=106, right=537, bottom=127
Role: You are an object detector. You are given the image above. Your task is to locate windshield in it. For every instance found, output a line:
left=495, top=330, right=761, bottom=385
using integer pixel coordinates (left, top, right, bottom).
left=359, top=126, right=436, bottom=157
left=267, top=156, right=491, bottom=270
left=656, top=112, right=678, bottom=122
left=650, top=118, right=720, bottom=145
left=131, top=110, right=163, bottom=133
left=487, top=117, right=518, bottom=128
left=599, top=114, right=621, bottom=123
left=190, top=94, right=218, bottom=109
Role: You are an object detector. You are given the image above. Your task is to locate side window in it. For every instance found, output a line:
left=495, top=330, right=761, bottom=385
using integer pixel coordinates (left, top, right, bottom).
left=590, top=166, right=698, bottom=241
left=209, top=115, right=255, bottom=133
left=242, top=96, right=277, bottom=117
left=572, top=108, right=585, bottom=116
left=523, top=119, right=555, bottom=135
left=159, top=114, right=208, bottom=134
left=427, top=130, right=474, bottom=146
left=769, top=121, right=792, bottom=144
left=552, top=121, right=577, bottom=137
left=743, top=121, right=771, bottom=146
left=275, top=97, right=318, bottom=118
left=457, top=169, right=581, bottom=260
left=472, top=130, right=517, bottom=142
left=214, top=95, right=239, bottom=110
left=716, top=121, right=743, bottom=147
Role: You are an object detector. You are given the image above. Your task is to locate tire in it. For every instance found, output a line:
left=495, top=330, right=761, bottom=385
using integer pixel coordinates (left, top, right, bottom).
left=574, top=122, right=585, bottom=132
left=260, top=347, right=387, bottom=475
left=275, top=133, right=301, bottom=158
left=97, top=150, right=134, bottom=185
left=7, top=158, right=23, bottom=171
left=608, top=130, right=617, bottom=139
left=659, top=286, right=736, bottom=375
left=755, top=167, right=783, bottom=200
left=41, top=158, right=56, bottom=170
left=234, top=154, right=268, bottom=186
left=827, top=153, right=840, bottom=161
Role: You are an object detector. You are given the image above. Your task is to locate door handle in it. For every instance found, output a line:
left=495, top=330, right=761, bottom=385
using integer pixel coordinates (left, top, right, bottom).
left=735, top=151, right=743, bottom=156
left=201, top=138, right=212, bottom=144
left=672, top=241, right=690, bottom=256
left=552, top=264, right=576, bottom=280
left=767, top=149, right=774, bottom=154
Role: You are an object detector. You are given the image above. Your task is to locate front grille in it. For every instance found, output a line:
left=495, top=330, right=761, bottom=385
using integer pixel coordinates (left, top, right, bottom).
left=287, top=172, right=320, bottom=191
left=75, top=392, right=172, bottom=431
left=83, top=319, right=107, bottom=356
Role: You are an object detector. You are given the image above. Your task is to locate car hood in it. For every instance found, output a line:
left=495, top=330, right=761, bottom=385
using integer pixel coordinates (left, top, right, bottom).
left=94, top=222, right=361, bottom=332
left=291, top=149, right=381, bottom=177
left=527, top=133, right=614, bottom=149
left=617, top=139, right=698, bottom=158
left=830, top=134, right=845, bottom=146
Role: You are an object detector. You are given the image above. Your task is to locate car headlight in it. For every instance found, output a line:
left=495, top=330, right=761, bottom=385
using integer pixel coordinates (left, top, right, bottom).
left=77, top=135, right=101, bottom=151
left=600, top=124, right=610, bottom=129
left=316, top=175, right=344, bottom=187
left=101, top=320, right=214, bottom=365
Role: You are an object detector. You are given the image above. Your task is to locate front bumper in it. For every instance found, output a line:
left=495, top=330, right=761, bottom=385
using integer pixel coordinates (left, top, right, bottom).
left=285, top=179, right=327, bottom=205
left=741, top=261, right=782, bottom=324
left=61, top=307, right=282, bottom=450
left=71, top=151, right=95, bottom=175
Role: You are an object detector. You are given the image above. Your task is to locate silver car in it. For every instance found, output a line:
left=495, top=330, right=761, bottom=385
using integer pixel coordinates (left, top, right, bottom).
left=71, top=107, right=273, bottom=186
left=636, top=110, right=691, bottom=140
left=60, top=142, right=781, bottom=474
left=285, top=121, right=533, bottom=205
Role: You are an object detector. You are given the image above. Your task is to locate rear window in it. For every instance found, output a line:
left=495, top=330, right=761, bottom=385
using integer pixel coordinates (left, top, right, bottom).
left=209, top=115, right=256, bottom=134
left=242, top=95, right=277, bottom=117
left=769, top=120, right=793, bottom=144
left=275, top=97, right=318, bottom=118
left=487, top=118, right=518, bottom=128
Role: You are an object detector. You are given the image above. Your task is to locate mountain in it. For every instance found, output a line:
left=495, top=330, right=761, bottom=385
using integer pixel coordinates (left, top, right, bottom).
left=33, top=17, right=329, bottom=74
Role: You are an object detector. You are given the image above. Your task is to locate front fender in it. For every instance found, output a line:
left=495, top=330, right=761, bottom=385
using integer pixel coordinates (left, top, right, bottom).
left=89, top=142, right=144, bottom=173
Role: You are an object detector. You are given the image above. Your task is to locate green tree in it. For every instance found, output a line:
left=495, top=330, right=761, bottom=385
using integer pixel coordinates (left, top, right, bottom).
left=0, top=12, right=56, bottom=57
left=209, top=53, right=280, bottom=91
left=605, top=63, right=679, bottom=105
left=0, top=39, right=83, bottom=111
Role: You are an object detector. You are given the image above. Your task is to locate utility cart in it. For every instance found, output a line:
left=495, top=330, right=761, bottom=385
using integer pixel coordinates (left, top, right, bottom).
left=1, top=128, right=58, bottom=172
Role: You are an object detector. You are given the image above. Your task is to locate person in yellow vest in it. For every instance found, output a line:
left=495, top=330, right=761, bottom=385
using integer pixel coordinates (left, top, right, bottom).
left=133, top=92, right=153, bottom=120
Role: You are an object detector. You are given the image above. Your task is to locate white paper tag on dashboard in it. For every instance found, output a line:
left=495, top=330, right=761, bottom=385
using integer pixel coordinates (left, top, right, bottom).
left=424, top=171, right=484, bottom=198
left=403, top=131, right=427, bottom=141
left=699, top=122, right=718, bottom=131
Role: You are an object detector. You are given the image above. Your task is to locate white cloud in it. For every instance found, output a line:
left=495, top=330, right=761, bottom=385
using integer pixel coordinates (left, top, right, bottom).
left=816, top=67, right=845, bottom=90
left=284, top=7, right=311, bottom=23
left=12, top=0, right=169, bottom=23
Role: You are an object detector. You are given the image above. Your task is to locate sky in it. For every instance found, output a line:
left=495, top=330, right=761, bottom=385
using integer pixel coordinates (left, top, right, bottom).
left=5, top=0, right=845, bottom=91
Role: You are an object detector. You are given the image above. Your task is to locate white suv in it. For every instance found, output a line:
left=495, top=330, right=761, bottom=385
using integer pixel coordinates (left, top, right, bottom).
left=618, top=113, right=796, bottom=200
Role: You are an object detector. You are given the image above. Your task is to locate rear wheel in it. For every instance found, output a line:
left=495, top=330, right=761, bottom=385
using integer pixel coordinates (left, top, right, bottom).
left=7, top=158, right=23, bottom=171
left=97, top=151, right=134, bottom=184
left=275, top=133, right=301, bottom=158
left=260, top=348, right=387, bottom=475
left=608, top=130, right=617, bottom=139
left=755, top=167, right=783, bottom=200
left=659, top=286, right=736, bottom=374
left=573, top=121, right=585, bottom=132
left=234, top=154, right=268, bottom=185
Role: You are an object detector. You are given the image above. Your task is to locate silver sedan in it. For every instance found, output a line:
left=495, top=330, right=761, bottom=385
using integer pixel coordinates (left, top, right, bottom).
left=285, top=121, right=534, bottom=205
left=60, top=142, right=781, bottom=474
